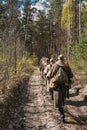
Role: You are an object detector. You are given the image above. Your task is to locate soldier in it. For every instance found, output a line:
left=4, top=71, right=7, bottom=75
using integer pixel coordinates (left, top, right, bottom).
left=46, top=58, right=54, bottom=99
left=44, top=58, right=54, bottom=92
left=48, top=54, right=73, bottom=123
left=65, top=62, right=73, bottom=98
left=39, top=57, right=49, bottom=79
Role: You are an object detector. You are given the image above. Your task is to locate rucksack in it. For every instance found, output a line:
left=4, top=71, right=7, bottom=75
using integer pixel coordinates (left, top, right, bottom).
left=53, top=67, right=68, bottom=85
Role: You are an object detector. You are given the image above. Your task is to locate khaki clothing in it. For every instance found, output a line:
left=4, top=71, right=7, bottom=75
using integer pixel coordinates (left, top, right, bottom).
left=49, top=60, right=66, bottom=79
left=54, top=85, right=67, bottom=108
left=48, top=60, right=68, bottom=107
left=43, top=64, right=52, bottom=92
left=43, top=64, right=51, bottom=75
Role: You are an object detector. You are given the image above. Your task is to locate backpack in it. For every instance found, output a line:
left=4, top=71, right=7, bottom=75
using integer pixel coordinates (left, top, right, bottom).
left=53, top=67, right=68, bottom=85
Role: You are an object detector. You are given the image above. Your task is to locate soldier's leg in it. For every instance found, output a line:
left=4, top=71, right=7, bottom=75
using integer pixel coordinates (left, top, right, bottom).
left=58, top=89, right=65, bottom=122
left=49, top=88, right=54, bottom=100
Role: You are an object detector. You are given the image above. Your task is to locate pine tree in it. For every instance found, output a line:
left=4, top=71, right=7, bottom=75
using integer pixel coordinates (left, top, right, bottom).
left=49, top=0, right=62, bottom=55
left=33, top=10, right=50, bottom=58
left=23, top=0, right=33, bottom=55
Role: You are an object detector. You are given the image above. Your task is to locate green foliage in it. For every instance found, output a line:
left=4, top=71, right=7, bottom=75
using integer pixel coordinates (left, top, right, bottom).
left=0, top=2, right=8, bottom=33
left=0, top=54, right=7, bottom=72
left=0, top=52, right=38, bottom=77
left=68, top=2, right=87, bottom=70
left=80, top=38, right=87, bottom=59
left=0, top=55, right=6, bottom=63
left=16, top=54, right=38, bottom=73
left=82, top=4, right=87, bottom=28
left=71, top=37, right=87, bottom=69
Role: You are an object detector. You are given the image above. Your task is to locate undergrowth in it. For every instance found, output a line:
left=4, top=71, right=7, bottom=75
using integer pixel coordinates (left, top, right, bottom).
left=0, top=54, right=37, bottom=129
left=0, top=65, right=34, bottom=130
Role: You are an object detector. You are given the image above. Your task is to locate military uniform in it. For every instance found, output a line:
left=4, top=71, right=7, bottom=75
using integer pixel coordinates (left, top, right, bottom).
left=48, top=55, right=73, bottom=122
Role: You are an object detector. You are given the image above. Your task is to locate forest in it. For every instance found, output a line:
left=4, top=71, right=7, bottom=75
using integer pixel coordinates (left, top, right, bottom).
left=0, top=0, right=87, bottom=129
left=0, top=0, right=87, bottom=71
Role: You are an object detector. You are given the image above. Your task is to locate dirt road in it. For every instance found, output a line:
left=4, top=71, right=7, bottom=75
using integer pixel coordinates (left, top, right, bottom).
left=23, top=68, right=87, bottom=130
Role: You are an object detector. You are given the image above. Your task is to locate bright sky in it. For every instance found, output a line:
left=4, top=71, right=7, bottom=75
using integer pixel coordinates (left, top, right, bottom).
left=22, top=0, right=50, bottom=10
left=31, top=0, right=50, bottom=11
left=21, top=0, right=87, bottom=14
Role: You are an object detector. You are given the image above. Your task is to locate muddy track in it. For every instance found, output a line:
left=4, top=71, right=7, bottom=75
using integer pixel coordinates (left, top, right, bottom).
left=23, top=68, right=87, bottom=130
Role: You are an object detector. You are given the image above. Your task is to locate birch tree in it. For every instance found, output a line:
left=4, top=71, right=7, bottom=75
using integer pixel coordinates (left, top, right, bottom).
left=61, top=0, right=74, bottom=61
